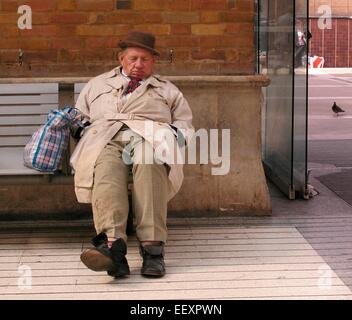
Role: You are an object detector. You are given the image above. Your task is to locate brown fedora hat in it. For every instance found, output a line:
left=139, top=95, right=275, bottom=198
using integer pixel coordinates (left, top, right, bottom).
left=118, top=31, right=160, bottom=56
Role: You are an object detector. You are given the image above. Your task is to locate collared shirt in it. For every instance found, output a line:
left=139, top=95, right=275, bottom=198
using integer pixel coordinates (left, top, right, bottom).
left=115, top=68, right=179, bottom=137
left=120, top=68, right=146, bottom=104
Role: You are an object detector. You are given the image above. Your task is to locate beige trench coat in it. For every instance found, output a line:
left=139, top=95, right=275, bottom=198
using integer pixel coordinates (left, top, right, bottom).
left=70, top=67, right=193, bottom=203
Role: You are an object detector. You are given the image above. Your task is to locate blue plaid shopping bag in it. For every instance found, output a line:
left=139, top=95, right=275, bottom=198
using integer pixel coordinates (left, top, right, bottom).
left=23, top=107, right=83, bottom=172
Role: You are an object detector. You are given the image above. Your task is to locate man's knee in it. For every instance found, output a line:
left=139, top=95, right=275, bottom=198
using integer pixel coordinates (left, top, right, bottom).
left=132, top=162, right=168, bottom=178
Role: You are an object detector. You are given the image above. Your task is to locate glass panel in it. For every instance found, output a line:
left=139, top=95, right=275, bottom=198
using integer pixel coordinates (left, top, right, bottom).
left=293, top=0, right=309, bottom=198
left=257, top=0, right=308, bottom=199
left=256, top=0, right=269, bottom=74
left=260, top=0, right=295, bottom=198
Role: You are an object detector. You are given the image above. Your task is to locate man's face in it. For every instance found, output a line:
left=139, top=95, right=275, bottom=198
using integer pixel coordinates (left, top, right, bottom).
left=119, top=47, right=155, bottom=79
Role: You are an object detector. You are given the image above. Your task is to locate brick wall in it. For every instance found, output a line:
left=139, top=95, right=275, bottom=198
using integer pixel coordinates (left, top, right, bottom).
left=310, top=18, right=351, bottom=67
left=0, top=0, right=255, bottom=77
left=309, top=0, right=352, bottom=16
left=308, top=0, right=352, bottom=68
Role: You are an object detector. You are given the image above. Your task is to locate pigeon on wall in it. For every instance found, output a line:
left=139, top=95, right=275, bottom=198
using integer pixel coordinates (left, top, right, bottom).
left=332, top=102, right=345, bottom=116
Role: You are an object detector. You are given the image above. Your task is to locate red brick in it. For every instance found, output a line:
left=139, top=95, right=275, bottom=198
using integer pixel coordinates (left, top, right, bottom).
left=225, top=49, right=239, bottom=62
left=199, top=35, right=221, bottom=48
left=166, top=0, right=191, bottom=10
left=52, top=38, right=84, bottom=49
left=234, top=37, right=254, bottom=48
left=239, top=48, right=254, bottom=62
left=226, top=23, right=253, bottom=35
left=171, top=24, right=191, bottom=35
left=56, top=26, right=78, bottom=37
left=163, top=35, right=200, bottom=48
left=116, top=0, right=132, bottom=10
left=51, top=13, right=88, bottom=24
left=79, top=49, right=115, bottom=62
left=57, top=48, right=80, bottom=64
left=219, top=35, right=240, bottom=47
left=155, top=48, right=169, bottom=61
left=98, top=12, right=141, bottom=24
left=22, top=0, right=56, bottom=11
left=32, top=13, right=51, bottom=25
left=0, top=13, right=18, bottom=24
left=0, top=0, right=256, bottom=76
left=1, top=0, right=19, bottom=11
left=76, top=25, right=115, bottom=36
left=0, top=50, right=19, bottom=63
left=192, top=24, right=227, bottom=35
left=57, top=49, right=81, bottom=63
left=114, top=25, right=130, bottom=35
left=0, top=39, right=20, bottom=49
left=85, top=37, right=118, bottom=48
left=76, top=0, right=114, bottom=11
left=133, top=24, right=170, bottom=35
left=220, top=11, right=254, bottom=23
left=19, top=25, right=58, bottom=37
left=142, top=12, right=163, bottom=23
left=155, top=37, right=168, bottom=48
left=200, top=11, right=220, bottom=23
left=309, top=18, right=352, bottom=67
left=191, top=0, right=227, bottom=10
left=1, top=26, right=20, bottom=38
left=25, top=50, right=57, bottom=63
left=161, top=12, right=199, bottom=24
left=192, top=48, right=226, bottom=60
left=173, top=49, right=191, bottom=61
left=133, top=0, right=165, bottom=10
left=228, top=0, right=236, bottom=9
left=18, top=38, right=51, bottom=50
left=58, top=0, right=77, bottom=11
left=236, top=0, right=254, bottom=12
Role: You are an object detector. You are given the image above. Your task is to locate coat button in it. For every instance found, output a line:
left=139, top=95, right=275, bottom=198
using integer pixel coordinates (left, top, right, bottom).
left=113, top=90, right=118, bottom=97
left=92, top=129, right=97, bottom=134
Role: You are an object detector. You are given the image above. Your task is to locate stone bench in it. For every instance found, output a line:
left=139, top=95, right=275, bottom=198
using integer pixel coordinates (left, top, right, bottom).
left=0, top=75, right=271, bottom=218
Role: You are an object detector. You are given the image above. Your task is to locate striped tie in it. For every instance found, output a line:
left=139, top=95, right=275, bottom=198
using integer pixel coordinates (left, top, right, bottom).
left=124, top=78, right=142, bottom=95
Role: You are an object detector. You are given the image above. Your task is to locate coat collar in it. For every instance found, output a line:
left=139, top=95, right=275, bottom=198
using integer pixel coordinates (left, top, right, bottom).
left=103, top=67, right=124, bottom=90
left=102, top=66, right=163, bottom=90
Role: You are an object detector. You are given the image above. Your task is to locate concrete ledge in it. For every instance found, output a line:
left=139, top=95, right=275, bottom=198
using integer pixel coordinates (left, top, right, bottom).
left=0, top=75, right=271, bottom=216
left=0, top=75, right=270, bottom=87
left=169, top=75, right=272, bottom=215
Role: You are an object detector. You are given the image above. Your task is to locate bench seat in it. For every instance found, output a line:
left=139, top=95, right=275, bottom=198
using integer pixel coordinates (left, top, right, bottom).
left=0, top=81, right=135, bottom=234
left=0, top=147, right=52, bottom=175
left=0, top=83, right=59, bottom=177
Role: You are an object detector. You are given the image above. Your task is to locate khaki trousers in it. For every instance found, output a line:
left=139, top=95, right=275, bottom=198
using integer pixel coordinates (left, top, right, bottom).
left=92, top=128, right=171, bottom=243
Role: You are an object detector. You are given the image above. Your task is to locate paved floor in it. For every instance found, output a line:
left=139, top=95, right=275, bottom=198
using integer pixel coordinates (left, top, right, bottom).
left=1, top=70, right=352, bottom=299
left=309, top=139, right=352, bottom=206
left=309, top=72, right=352, bottom=140
left=304, top=72, right=352, bottom=294
left=0, top=174, right=352, bottom=300
left=2, top=223, right=350, bottom=300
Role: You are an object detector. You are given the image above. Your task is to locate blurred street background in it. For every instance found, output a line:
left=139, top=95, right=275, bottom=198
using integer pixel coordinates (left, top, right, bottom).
left=309, top=69, right=352, bottom=205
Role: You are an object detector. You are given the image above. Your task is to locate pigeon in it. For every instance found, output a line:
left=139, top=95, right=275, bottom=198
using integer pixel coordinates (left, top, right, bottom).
left=332, top=102, right=345, bottom=116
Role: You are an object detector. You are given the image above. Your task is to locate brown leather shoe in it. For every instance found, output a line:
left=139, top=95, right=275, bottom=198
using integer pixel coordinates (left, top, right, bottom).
left=139, top=244, right=165, bottom=277
left=80, top=233, right=130, bottom=277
